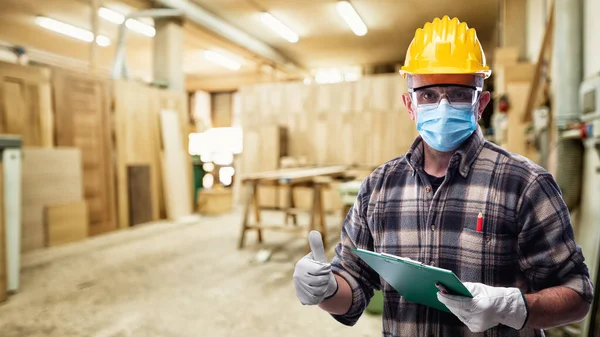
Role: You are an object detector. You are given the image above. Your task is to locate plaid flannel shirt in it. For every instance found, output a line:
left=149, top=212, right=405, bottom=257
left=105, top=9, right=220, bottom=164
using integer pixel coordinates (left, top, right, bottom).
left=330, top=128, right=593, bottom=337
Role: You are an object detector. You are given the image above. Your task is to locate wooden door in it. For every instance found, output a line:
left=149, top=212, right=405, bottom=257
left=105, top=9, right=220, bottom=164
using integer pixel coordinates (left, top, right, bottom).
left=0, top=62, right=53, bottom=147
left=52, top=70, right=116, bottom=235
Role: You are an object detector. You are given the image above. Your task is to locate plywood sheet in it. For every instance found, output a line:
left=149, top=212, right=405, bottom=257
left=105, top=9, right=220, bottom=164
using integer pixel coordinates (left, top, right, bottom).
left=53, top=70, right=115, bottom=236
left=127, top=165, right=153, bottom=226
left=0, top=62, right=52, bottom=147
left=44, top=201, right=88, bottom=247
left=21, top=147, right=83, bottom=252
left=160, top=110, right=192, bottom=221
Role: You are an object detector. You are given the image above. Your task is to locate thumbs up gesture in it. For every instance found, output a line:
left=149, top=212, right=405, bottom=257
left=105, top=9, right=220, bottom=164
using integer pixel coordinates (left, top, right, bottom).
left=293, top=231, right=339, bottom=305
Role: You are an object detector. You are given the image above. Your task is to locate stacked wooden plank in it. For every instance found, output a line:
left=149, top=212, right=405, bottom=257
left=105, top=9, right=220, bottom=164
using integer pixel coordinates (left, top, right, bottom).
left=113, top=80, right=192, bottom=228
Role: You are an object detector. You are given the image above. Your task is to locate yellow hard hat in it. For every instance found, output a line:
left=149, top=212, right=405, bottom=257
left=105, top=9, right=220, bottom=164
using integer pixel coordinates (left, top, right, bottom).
left=400, top=16, right=491, bottom=79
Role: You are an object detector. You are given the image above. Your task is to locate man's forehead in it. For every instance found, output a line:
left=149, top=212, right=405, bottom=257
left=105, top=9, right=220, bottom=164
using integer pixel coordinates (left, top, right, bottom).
left=407, top=74, right=483, bottom=89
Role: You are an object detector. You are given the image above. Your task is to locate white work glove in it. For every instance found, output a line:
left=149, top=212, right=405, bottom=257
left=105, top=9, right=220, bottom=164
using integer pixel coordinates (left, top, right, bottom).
left=293, top=230, right=338, bottom=305
left=437, top=282, right=528, bottom=333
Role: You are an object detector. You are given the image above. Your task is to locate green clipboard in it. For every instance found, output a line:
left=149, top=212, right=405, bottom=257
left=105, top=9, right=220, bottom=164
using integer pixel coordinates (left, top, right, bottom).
left=352, top=248, right=473, bottom=312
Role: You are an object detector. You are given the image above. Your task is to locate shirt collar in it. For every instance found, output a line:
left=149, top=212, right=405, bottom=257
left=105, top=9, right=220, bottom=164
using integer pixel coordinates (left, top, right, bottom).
left=405, top=126, right=485, bottom=178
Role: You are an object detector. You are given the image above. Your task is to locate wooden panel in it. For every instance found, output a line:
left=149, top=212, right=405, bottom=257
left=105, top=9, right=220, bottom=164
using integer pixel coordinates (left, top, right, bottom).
left=127, top=165, right=153, bottom=226
left=160, top=110, right=192, bottom=221
left=53, top=70, right=116, bottom=236
left=21, top=147, right=83, bottom=252
left=0, top=62, right=53, bottom=147
left=44, top=201, right=88, bottom=247
left=0, top=162, right=6, bottom=302
left=113, top=80, right=192, bottom=228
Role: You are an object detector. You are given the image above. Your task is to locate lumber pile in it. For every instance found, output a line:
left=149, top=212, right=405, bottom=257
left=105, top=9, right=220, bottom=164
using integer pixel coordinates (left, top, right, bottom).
left=238, top=74, right=418, bottom=207
left=113, top=80, right=193, bottom=227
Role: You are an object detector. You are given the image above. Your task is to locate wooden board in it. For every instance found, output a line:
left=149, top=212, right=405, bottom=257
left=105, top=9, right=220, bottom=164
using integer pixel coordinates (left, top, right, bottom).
left=52, top=69, right=116, bottom=236
left=160, top=110, right=192, bottom=221
left=0, top=162, right=6, bottom=302
left=0, top=62, right=53, bottom=147
left=127, top=165, right=153, bottom=226
left=44, top=201, right=88, bottom=247
left=21, top=147, right=83, bottom=252
left=113, top=80, right=192, bottom=228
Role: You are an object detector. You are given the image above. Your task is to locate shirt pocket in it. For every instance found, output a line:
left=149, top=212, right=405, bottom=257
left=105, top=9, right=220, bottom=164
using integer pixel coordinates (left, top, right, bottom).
left=458, top=228, right=516, bottom=284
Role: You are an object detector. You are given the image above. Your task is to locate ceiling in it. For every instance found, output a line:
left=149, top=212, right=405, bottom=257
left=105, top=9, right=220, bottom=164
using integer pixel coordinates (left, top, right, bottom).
left=0, top=0, right=500, bottom=92
left=192, top=0, right=500, bottom=69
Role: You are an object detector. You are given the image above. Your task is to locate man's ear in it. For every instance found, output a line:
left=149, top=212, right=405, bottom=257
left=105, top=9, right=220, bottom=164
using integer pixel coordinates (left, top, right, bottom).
left=477, top=91, right=491, bottom=119
left=402, top=93, right=417, bottom=121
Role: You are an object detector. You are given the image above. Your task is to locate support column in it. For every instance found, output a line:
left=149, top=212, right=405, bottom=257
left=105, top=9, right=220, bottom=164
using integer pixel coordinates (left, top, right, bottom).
left=153, top=18, right=184, bottom=91
left=553, top=0, right=583, bottom=127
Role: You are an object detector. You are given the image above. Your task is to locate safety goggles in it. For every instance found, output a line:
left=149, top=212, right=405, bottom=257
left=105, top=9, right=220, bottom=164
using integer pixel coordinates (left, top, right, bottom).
left=409, top=84, right=481, bottom=109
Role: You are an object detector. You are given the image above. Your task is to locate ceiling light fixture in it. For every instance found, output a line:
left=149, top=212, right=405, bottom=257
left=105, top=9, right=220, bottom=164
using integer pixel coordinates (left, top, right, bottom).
left=336, top=1, right=368, bottom=36
left=98, top=7, right=156, bottom=37
left=260, top=12, right=299, bottom=43
left=125, top=18, right=156, bottom=37
left=35, top=16, right=110, bottom=46
left=98, top=7, right=125, bottom=24
left=203, top=50, right=241, bottom=71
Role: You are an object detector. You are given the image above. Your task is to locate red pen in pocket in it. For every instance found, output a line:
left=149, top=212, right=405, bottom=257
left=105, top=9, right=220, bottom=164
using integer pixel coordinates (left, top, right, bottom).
left=476, top=212, right=483, bottom=232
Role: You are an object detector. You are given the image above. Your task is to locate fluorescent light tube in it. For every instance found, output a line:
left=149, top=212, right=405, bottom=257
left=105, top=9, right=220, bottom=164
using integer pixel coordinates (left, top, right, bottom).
left=336, top=1, right=368, bottom=36
left=98, top=7, right=125, bottom=24
left=98, top=7, right=155, bottom=37
left=203, top=50, right=241, bottom=70
left=260, top=12, right=299, bottom=43
left=35, top=16, right=110, bottom=46
left=125, top=18, right=156, bottom=37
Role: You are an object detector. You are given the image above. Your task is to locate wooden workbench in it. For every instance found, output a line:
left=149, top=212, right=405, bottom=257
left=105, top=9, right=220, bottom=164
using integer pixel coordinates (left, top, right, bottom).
left=238, top=166, right=348, bottom=250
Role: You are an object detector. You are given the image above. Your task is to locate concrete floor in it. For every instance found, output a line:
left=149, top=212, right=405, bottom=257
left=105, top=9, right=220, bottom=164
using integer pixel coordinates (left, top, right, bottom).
left=0, top=208, right=381, bottom=337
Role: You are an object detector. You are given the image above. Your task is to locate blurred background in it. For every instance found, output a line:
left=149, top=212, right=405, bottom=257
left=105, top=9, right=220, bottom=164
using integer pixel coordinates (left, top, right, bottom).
left=0, top=0, right=598, bottom=336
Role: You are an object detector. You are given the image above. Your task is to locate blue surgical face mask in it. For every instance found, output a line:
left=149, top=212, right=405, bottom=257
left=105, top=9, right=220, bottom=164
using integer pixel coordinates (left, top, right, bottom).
left=415, top=99, right=477, bottom=152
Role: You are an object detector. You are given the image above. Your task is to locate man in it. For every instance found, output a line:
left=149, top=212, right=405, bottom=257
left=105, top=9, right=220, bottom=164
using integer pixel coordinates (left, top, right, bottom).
left=293, top=16, right=593, bottom=336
